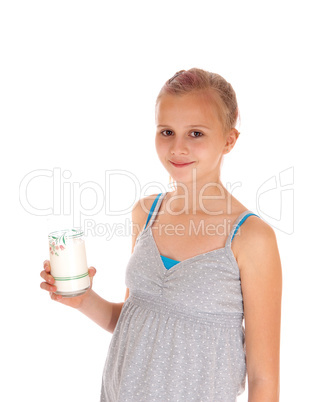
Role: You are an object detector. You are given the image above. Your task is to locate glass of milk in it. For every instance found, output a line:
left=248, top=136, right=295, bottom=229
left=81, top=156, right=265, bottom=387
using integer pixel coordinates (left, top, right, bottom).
left=48, top=228, right=90, bottom=297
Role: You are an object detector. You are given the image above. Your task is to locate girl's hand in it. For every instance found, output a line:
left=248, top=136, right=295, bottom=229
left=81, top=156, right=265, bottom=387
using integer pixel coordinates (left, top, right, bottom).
left=40, top=260, right=96, bottom=309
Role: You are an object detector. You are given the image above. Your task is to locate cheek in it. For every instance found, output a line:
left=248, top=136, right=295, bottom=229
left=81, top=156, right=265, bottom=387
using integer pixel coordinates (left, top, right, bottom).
left=155, top=136, right=167, bottom=156
left=192, top=141, right=208, bottom=155
left=193, top=143, right=217, bottom=162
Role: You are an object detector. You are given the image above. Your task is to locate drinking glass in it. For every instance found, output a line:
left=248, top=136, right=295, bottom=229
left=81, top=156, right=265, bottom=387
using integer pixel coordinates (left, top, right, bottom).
left=48, top=228, right=90, bottom=297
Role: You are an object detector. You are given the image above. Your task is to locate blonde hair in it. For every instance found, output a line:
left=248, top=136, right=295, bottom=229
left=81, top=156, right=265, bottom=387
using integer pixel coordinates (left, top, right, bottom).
left=156, top=67, right=239, bottom=133
left=169, top=175, right=177, bottom=190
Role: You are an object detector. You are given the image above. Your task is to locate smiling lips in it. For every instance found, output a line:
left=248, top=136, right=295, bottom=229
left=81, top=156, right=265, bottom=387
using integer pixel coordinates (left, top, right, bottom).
left=169, top=160, right=195, bottom=168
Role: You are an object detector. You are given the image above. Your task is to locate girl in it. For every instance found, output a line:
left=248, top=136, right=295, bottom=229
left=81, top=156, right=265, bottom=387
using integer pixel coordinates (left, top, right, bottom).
left=40, top=68, right=282, bottom=401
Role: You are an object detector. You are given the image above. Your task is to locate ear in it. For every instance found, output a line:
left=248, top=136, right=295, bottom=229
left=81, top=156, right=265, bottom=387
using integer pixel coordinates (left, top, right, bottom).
left=223, top=128, right=240, bottom=154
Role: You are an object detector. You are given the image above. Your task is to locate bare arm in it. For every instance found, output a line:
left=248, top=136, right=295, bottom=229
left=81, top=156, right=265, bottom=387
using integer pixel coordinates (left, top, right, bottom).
left=41, top=195, right=156, bottom=333
left=235, top=217, right=282, bottom=401
left=40, top=262, right=125, bottom=333
left=76, top=290, right=124, bottom=333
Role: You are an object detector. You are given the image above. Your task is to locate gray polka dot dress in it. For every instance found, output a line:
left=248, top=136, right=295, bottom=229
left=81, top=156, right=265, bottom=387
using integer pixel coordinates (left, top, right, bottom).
left=101, top=192, right=259, bottom=401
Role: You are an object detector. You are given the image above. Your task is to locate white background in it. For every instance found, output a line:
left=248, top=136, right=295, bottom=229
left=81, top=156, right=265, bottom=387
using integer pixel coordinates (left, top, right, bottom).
left=1, top=1, right=312, bottom=401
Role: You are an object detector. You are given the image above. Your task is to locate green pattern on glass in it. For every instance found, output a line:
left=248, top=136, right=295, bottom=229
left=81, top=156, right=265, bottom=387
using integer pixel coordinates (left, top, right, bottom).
left=53, top=272, right=89, bottom=281
left=48, top=229, right=83, bottom=257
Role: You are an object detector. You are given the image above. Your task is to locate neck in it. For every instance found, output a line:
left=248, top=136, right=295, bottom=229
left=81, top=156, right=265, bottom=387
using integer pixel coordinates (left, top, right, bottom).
left=167, top=174, right=232, bottom=215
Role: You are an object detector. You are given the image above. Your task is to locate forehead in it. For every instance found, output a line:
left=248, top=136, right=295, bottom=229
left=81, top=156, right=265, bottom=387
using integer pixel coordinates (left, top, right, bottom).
left=155, top=91, right=221, bottom=126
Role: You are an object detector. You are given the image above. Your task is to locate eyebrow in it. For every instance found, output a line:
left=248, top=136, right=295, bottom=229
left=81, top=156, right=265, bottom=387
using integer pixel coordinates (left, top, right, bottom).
left=157, top=124, right=210, bottom=129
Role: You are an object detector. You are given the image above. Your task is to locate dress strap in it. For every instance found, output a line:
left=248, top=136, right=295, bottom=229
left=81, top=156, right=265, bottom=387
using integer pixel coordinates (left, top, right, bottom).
left=225, top=210, right=260, bottom=247
left=144, top=193, right=165, bottom=229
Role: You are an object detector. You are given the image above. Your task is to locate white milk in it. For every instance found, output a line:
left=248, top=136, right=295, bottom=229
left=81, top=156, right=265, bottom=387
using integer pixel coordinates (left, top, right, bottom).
left=48, top=229, right=90, bottom=297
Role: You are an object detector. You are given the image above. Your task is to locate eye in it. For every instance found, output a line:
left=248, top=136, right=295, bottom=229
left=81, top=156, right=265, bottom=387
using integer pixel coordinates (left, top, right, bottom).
left=161, top=130, right=173, bottom=136
left=190, top=131, right=203, bottom=138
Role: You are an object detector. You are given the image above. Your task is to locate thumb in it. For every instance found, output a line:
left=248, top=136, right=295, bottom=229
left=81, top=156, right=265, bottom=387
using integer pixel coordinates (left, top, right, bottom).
left=88, top=266, right=96, bottom=287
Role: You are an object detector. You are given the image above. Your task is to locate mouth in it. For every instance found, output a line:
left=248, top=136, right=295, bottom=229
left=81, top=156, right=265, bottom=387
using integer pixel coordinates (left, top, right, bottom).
left=169, top=160, right=195, bottom=168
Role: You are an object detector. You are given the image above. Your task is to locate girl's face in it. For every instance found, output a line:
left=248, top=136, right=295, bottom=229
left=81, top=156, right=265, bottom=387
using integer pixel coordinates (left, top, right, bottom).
left=155, top=91, right=230, bottom=187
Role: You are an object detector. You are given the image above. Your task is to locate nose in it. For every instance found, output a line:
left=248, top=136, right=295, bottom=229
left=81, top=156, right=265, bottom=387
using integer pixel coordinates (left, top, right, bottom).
left=170, top=136, right=188, bottom=155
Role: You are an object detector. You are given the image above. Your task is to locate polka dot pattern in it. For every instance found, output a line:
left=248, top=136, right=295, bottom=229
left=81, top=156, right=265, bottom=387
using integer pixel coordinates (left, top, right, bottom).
left=101, top=194, right=254, bottom=401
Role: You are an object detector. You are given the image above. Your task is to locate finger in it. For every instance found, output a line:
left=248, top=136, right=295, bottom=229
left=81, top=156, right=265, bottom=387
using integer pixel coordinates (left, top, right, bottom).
left=40, top=270, right=55, bottom=284
left=43, top=260, right=51, bottom=272
left=88, top=267, right=96, bottom=288
left=88, top=267, right=96, bottom=277
left=50, top=291, right=62, bottom=301
left=40, top=282, right=57, bottom=292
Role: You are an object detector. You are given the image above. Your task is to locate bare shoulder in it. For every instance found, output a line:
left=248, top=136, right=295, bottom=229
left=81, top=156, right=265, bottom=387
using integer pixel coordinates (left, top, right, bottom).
left=232, top=214, right=281, bottom=273
left=233, top=215, right=282, bottom=384
left=132, top=193, right=160, bottom=229
left=131, top=193, right=160, bottom=252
